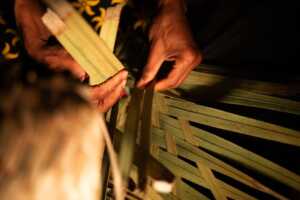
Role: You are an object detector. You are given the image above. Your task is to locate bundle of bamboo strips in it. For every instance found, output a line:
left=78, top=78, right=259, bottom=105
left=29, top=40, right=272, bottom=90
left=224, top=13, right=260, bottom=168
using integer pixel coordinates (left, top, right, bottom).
left=41, top=0, right=124, bottom=85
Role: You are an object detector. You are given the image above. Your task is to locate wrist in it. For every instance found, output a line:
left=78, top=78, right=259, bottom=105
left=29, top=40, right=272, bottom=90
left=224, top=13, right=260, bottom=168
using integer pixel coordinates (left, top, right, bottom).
left=159, top=0, right=186, bottom=13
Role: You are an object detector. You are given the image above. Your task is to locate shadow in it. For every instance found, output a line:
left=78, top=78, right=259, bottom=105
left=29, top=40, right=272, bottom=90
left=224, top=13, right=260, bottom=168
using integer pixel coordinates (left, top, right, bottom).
left=177, top=76, right=242, bottom=104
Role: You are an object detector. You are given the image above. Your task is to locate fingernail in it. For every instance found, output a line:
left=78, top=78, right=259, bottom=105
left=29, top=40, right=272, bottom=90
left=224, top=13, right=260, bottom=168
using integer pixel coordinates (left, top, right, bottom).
left=79, top=73, right=88, bottom=82
left=121, top=79, right=127, bottom=88
left=122, top=70, right=128, bottom=79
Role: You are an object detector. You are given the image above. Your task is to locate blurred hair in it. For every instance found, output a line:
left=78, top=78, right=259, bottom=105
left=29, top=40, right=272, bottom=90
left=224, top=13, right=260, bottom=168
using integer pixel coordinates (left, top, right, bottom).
left=0, top=62, right=103, bottom=200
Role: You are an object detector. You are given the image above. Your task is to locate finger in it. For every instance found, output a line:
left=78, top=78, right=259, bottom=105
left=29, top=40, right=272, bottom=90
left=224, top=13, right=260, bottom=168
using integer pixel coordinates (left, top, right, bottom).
left=43, top=49, right=87, bottom=80
left=154, top=58, right=191, bottom=91
left=90, top=70, right=128, bottom=100
left=155, top=48, right=202, bottom=91
left=136, top=40, right=165, bottom=88
left=97, top=79, right=127, bottom=112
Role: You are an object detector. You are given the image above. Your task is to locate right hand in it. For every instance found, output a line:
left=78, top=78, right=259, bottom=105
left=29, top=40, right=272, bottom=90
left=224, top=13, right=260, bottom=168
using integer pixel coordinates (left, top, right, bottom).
left=15, top=0, right=128, bottom=112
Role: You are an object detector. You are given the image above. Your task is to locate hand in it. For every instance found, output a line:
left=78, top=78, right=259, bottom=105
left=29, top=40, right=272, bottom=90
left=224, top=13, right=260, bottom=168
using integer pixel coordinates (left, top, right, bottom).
left=15, top=0, right=127, bottom=112
left=137, top=0, right=202, bottom=91
left=89, top=70, right=128, bottom=112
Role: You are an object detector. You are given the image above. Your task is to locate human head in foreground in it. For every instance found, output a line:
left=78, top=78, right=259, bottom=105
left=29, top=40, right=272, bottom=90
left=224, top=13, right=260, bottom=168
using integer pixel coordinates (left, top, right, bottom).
left=0, top=64, right=104, bottom=200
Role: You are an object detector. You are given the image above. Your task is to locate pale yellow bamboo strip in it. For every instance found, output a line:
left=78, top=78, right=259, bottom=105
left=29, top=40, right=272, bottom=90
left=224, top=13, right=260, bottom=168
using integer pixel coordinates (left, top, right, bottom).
left=62, top=20, right=114, bottom=81
left=45, top=0, right=116, bottom=76
left=42, top=9, right=106, bottom=84
left=165, top=133, right=177, bottom=156
left=42, top=0, right=124, bottom=85
left=42, top=9, right=110, bottom=84
left=70, top=12, right=123, bottom=72
left=196, top=162, right=228, bottom=200
left=100, top=3, right=125, bottom=51
left=65, top=16, right=117, bottom=76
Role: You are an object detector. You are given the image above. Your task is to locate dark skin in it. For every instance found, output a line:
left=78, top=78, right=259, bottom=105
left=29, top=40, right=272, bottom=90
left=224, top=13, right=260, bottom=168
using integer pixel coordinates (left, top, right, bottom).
left=15, top=0, right=202, bottom=112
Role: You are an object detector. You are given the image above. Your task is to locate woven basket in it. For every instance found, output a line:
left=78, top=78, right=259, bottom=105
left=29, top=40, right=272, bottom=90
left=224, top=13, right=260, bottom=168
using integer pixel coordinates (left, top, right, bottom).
left=111, top=65, right=300, bottom=200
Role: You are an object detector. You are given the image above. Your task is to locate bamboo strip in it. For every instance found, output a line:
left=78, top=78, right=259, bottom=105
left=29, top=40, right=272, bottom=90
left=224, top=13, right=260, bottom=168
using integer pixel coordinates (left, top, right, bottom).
left=65, top=16, right=117, bottom=76
left=177, top=119, right=199, bottom=146
left=196, top=163, right=227, bottom=200
left=164, top=114, right=178, bottom=196
left=152, top=95, right=161, bottom=128
left=100, top=3, right=125, bottom=51
left=178, top=84, right=300, bottom=115
left=119, top=88, right=143, bottom=182
left=156, top=149, right=257, bottom=200
left=159, top=94, right=300, bottom=146
left=177, top=180, right=210, bottom=200
left=183, top=70, right=300, bottom=97
left=138, top=82, right=155, bottom=190
left=165, top=133, right=178, bottom=156
left=42, top=9, right=105, bottom=84
left=151, top=129, right=288, bottom=200
left=69, top=11, right=123, bottom=72
left=99, top=114, right=124, bottom=200
left=220, top=89, right=300, bottom=115
left=158, top=114, right=300, bottom=190
left=42, top=0, right=124, bottom=85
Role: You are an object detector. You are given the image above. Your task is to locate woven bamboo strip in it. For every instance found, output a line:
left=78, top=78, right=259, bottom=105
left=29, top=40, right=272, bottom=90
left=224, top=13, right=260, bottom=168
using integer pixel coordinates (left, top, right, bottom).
left=159, top=94, right=300, bottom=146
left=164, top=129, right=178, bottom=195
left=220, top=89, right=300, bottom=115
left=156, top=149, right=257, bottom=200
left=178, top=119, right=199, bottom=146
left=197, top=163, right=227, bottom=200
left=183, top=70, right=300, bottom=97
left=178, top=84, right=300, bottom=115
left=158, top=114, right=300, bottom=190
left=151, top=128, right=287, bottom=200
left=177, top=180, right=210, bottom=200
left=165, top=133, right=178, bottom=156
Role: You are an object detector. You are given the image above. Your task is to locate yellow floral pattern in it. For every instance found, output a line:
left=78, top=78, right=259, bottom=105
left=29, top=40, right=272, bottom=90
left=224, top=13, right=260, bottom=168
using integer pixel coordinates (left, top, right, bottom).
left=72, top=0, right=100, bottom=15
left=91, top=8, right=106, bottom=32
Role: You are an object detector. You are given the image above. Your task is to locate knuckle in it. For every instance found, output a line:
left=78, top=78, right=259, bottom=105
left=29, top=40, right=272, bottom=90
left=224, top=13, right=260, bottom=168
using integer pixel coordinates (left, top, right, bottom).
left=167, top=78, right=179, bottom=89
left=184, top=47, right=202, bottom=65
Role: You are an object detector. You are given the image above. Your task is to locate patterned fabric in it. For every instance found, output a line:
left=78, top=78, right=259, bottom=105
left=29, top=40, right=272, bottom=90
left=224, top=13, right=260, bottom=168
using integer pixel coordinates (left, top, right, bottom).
left=0, top=0, right=127, bottom=61
left=0, top=15, right=20, bottom=61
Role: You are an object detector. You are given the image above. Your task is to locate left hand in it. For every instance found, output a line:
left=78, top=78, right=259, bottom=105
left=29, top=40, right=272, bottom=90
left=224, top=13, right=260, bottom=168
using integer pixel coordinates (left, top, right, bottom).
left=137, top=0, right=202, bottom=91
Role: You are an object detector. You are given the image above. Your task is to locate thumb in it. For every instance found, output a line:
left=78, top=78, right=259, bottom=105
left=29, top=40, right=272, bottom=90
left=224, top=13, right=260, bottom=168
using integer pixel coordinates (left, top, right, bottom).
left=136, top=41, right=165, bottom=88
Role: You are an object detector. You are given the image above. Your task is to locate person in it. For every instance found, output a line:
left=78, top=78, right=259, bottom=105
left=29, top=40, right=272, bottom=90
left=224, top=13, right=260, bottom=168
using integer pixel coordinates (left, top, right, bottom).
left=14, top=0, right=202, bottom=112
left=0, top=63, right=104, bottom=200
